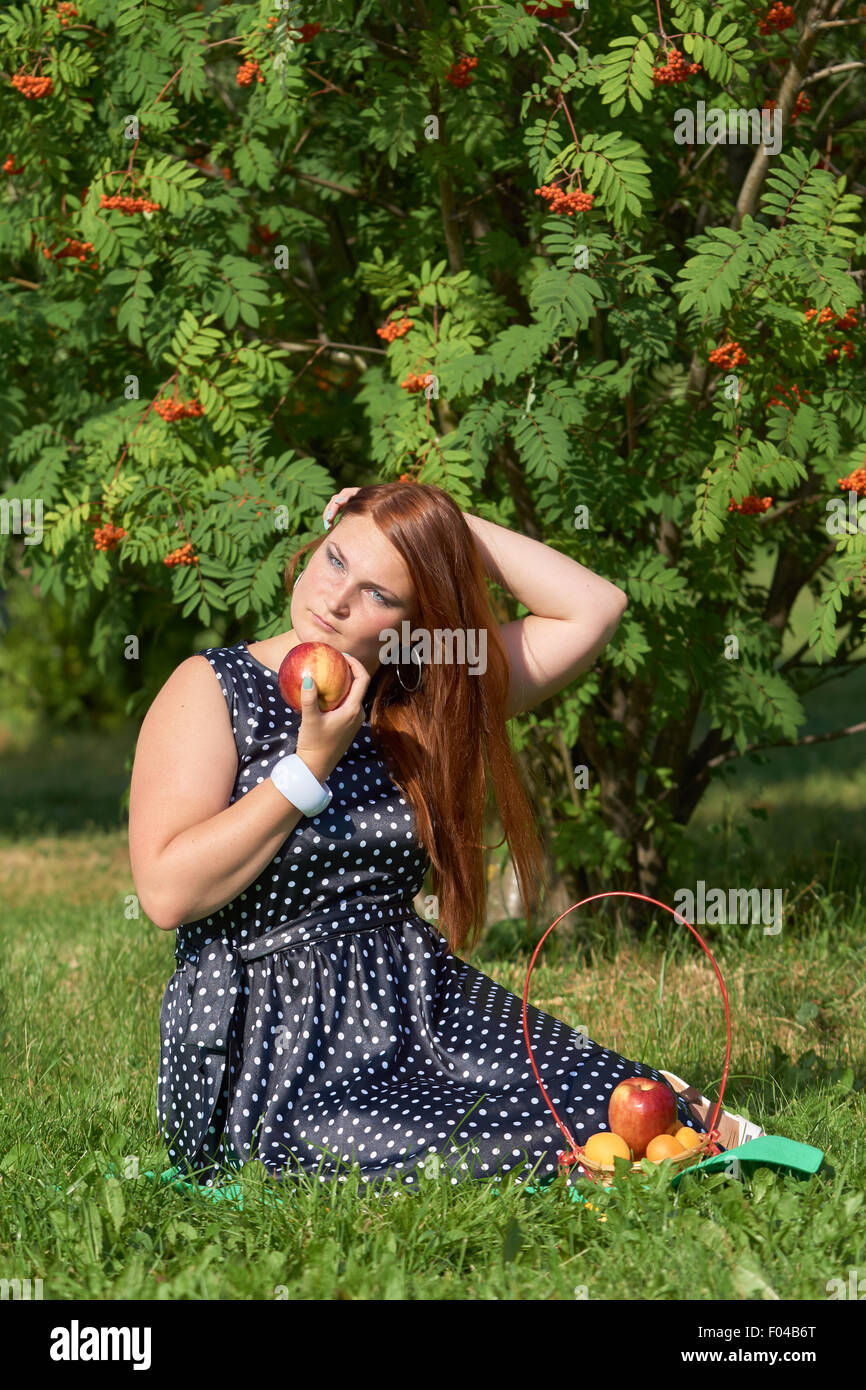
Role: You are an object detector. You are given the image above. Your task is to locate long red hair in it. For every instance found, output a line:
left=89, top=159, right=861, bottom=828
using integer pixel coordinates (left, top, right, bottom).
left=283, top=482, right=547, bottom=958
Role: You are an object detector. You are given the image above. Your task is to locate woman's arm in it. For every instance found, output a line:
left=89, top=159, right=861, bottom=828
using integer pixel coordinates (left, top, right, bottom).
left=462, top=510, right=628, bottom=718
left=462, top=510, right=627, bottom=621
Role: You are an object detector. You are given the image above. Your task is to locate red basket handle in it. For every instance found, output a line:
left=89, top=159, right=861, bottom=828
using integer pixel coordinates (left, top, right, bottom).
left=521, top=891, right=731, bottom=1184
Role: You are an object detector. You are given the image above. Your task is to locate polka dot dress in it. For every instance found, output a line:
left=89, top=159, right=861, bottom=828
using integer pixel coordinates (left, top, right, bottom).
left=156, top=642, right=720, bottom=1192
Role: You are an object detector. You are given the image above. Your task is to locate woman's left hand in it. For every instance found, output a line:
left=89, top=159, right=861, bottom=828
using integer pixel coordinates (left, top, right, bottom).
left=323, top=487, right=360, bottom=530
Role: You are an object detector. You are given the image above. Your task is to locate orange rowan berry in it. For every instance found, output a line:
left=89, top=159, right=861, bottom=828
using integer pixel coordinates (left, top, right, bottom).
left=164, top=540, right=198, bottom=567
left=99, top=193, right=161, bottom=214
left=154, top=397, right=205, bottom=421
left=728, top=495, right=772, bottom=514
left=12, top=73, right=54, bottom=99
left=708, top=340, right=748, bottom=369
left=652, top=47, right=701, bottom=86
left=377, top=316, right=413, bottom=342
left=93, top=523, right=126, bottom=551
left=236, top=59, right=263, bottom=86
left=838, top=467, right=866, bottom=497
left=535, top=182, right=594, bottom=215
left=444, top=56, right=478, bottom=88
left=758, top=4, right=796, bottom=35
left=767, top=381, right=809, bottom=409
left=402, top=372, right=432, bottom=393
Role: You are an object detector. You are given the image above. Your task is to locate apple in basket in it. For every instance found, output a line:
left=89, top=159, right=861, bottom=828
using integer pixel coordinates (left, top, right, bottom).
left=607, top=1077, right=678, bottom=1160
left=278, top=642, right=353, bottom=713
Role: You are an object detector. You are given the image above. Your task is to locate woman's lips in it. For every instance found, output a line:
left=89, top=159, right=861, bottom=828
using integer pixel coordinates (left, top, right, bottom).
left=311, top=611, right=337, bottom=633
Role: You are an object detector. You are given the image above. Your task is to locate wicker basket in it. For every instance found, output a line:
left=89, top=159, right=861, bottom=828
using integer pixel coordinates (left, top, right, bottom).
left=522, top=890, right=732, bottom=1189
left=564, top=1127, right=716, bottom=1186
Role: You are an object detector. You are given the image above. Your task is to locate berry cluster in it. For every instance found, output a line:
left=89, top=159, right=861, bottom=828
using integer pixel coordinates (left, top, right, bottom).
left=728, top=494, right=773, bottom=514
left=401, top=371, right=432, bottom=393
left=377, top=315, right=412, bottom=343
left=164, top=541, right=198, bottom=567
left=535, top=182, right=594, bottom=214
left=311, top=364, right=336, bottom=391
left=708, top=340, right=748, bottom=368
left=93, top=523, right=126, bottom=551
left=154, top=398, right=205, bottom=421
left=652, top=48, right=701, bottom=86
left=245, top=223, right=278, bottom=256
left=100, top=193, right=161, bottom=214
left=522, top=1, right=573, bottom=17
left=445, top=56, right=478, bottom=88
left=806, top=305, right=858, bottom=331
left=763, top=91, right=810, bottom=123
left=237, top=59, right=264, bottom=86
left=838, top=467, right=866, bottom=498
left=758, top=3, right=796, bottom=34
left=767, top=381, right=809, bottom=409
left=805, top=306, right=836, bottom=326
left=3, top=155, right=27, bottom=175
left=56, top=1, right=79, bottom=24
left=826, top=341, right=855, bottom=362
left=803, top=302, right=859, bottom=363
left=43, top=237, right=96, bottom=264
left=12, top=73, right=54, bottom=99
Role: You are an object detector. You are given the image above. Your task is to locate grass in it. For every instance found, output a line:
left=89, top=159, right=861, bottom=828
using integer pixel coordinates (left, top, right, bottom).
left=0, top=736, right=863, bottom=1298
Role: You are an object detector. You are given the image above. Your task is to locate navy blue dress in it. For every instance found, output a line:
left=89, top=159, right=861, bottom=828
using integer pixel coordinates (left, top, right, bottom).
left=156, top=642, right=716, bottom=1191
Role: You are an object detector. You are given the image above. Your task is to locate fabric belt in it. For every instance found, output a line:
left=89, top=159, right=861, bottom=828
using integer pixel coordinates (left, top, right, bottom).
left=176, top=895, right=420, bottom=1061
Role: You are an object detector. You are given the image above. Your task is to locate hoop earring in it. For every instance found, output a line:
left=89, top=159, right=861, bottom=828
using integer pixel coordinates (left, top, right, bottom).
left=395, top=646, right=423, bottom=692
left=292, top=572, right=302, bottom=589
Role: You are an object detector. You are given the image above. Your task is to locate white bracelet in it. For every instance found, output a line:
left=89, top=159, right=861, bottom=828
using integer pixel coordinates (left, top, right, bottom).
left=270, top=753, right=333, bottom=817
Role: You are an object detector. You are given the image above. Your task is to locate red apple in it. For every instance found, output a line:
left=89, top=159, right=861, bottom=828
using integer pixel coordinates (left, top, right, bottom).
left=278, top=641, right=353, bottom=713
left=607, top=1077, right=678, bottom=1160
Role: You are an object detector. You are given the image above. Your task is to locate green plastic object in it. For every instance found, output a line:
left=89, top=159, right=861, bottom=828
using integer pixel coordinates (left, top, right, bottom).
left=96, top=1135, right=823, bottom=1212
left=669, top=1134, right=825, bottom=1187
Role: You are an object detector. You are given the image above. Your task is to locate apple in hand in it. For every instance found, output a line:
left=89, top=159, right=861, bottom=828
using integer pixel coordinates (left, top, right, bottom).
left=607, top=1077, right=678, bottom=1160
left=278, top=642, right=353, bottom=713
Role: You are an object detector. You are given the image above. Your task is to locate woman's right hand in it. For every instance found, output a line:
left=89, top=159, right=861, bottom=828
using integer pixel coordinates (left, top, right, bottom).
left=323, top=486, right=360, bottom=530
left=295, top=651, right=371, bottom=780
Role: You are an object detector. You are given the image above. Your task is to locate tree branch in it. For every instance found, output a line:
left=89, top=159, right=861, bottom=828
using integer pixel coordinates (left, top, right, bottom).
left=803, top=60, right=866, bottom=87
left=705, top=720, right=866, bottom=769
left=731, top=0, right=836, bottom=231
left=282, top=163, right=406, bottom=218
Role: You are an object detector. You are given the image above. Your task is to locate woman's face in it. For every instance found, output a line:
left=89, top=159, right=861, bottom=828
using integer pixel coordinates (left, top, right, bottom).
left=291, top=514, right=419, bottom=677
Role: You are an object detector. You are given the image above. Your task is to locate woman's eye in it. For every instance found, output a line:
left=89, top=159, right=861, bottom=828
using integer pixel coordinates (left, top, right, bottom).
left=328, top=551, right=387, bottom=604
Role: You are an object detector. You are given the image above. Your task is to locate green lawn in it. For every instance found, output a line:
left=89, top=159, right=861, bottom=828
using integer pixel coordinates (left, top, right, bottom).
left=0, top=728, right=863, bottom=1298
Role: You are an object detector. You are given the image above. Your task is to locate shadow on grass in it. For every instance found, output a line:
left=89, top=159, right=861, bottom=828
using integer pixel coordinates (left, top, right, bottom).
left=0, top=724, right=137, bottom=841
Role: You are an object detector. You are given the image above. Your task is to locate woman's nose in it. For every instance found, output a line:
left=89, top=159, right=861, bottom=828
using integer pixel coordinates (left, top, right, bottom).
left=326, top=581, right=351, bottom=614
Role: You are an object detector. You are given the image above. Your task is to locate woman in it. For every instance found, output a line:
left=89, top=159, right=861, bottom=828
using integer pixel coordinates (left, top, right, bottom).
left=134, top=482, right=759, bottom=1193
